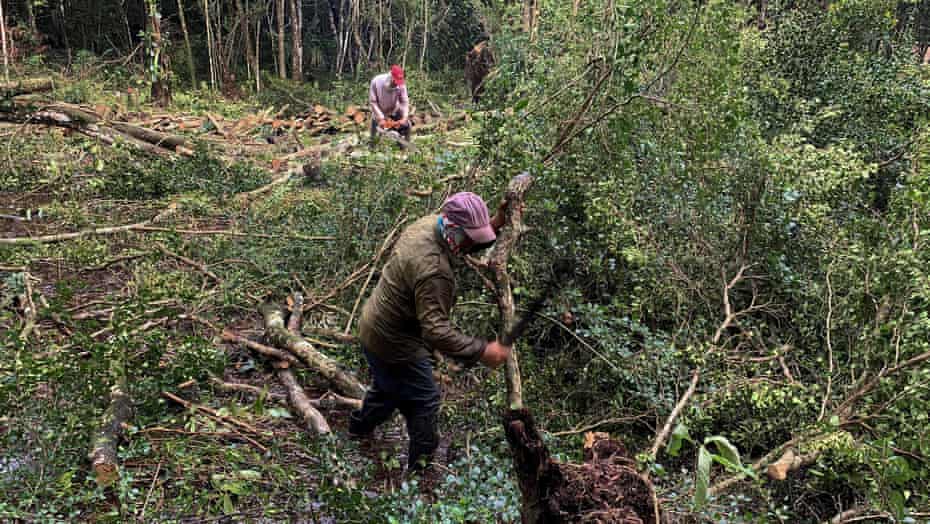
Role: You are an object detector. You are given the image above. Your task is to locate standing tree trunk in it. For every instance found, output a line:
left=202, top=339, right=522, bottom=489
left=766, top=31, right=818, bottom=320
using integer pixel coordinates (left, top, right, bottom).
left=236, top=0, right=257, bottom=89
left=254, top=2, right=262, bottom=92
left=146, top=0, right=172, bottom=106
left=176, top=0, right=197, bottom=89
left=276, top=0, right=286, bottom=78
left=202, top=0, right=216, bottom=89
left=418, top=0, right=427, bottom=71
left=1, top=0, right=10, bottom=83
left=25, top=0, right=37, bottom=35
left=289, top=0, right=302, bottom=80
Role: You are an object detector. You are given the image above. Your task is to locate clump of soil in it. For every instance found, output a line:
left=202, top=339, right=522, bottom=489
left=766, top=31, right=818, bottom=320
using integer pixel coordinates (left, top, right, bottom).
left=503, top=409, right=658, bottom=524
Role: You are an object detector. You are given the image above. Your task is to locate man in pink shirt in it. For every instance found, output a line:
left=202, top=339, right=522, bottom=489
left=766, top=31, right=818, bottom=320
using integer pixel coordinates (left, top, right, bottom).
left=369, top=65, right=412, bottom=144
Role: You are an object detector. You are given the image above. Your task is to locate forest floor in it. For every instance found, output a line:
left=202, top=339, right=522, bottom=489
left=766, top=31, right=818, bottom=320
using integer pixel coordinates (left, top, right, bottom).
left=0, top=70, right=533, bottom=523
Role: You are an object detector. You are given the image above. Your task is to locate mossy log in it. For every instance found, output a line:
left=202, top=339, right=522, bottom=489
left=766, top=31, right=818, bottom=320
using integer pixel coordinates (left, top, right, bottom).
left=88, top=357, right=132, bottom=487
left=261, top=302, right=366, bottom=399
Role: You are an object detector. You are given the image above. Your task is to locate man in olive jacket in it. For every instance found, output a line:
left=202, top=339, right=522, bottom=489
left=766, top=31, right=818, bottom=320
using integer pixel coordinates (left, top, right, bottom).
left=349, top=192, right=512, bottom=470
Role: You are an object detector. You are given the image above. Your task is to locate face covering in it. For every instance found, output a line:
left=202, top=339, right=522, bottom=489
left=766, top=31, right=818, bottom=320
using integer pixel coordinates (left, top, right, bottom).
left=437, top=215, right=469, bottom=255
left=438, top=215, right=495, bottom=255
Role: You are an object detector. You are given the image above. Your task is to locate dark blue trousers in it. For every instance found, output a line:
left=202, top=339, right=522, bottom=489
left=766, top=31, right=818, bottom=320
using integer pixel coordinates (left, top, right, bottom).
left=349, top=348, right=440, bottom=470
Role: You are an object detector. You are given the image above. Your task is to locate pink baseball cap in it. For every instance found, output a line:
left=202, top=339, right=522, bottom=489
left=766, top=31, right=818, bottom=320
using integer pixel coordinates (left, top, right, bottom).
left=442, top=192, right=496, bottom=244
left=390, top=65, right=405, bottom=87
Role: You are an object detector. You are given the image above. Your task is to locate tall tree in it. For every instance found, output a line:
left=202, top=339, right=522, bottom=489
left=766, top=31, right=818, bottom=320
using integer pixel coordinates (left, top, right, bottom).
left=145, top=0, right=172, bottom=105
left=236, top=0, right=258, bottom=89
left=0, top=0, right=8, bottom=83
left=276, top=0, right=286, bottom=78
left=202, top=0, right=217, bottom=89
left=176, top=0, right=197, bottom=89
left=289, top=0, right=302, bottom=80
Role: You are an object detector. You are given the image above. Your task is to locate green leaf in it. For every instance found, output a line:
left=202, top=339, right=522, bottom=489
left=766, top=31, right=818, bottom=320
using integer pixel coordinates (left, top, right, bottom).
left=694, top=445, right=712, bottom=509
left=220, top=480, right=248, bottom=495
left=222, top=493, right=235, bottom=514
left=236, top=469, right=261, bottom=481
left=704, top=436, right=740, bottom=466
left=666, top=422, right=690, bottom=457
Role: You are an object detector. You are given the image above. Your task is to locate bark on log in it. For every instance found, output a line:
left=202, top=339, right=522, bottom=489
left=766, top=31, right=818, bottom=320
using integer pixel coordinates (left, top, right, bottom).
left=111, top=122, right=187, bottom=150
left=278, top=292, right=332, bottom=434
left=89, top=357, right=132, bottom=487
left=261, top=303, right=366, bottom=399
left=0, top=77, right=55, bottom=96
left=221, top=329, right=302, bottom=366
left=278, top=367, right=331, bottom=433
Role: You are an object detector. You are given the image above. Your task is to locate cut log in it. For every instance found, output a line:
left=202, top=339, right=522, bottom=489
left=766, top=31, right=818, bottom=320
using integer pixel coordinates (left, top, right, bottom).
left=89, top=357, right=132, bottom=487
left=111, top=122, right=187, bottom=150
left=278, top=367, right=331, bottom=433
left=767, top=448, right=820, bottom=481
left=278, top=293, right=331, bottom=433
left=0, top=77, right=55, bottom=96
left=261, top=303, right=366, bottom=399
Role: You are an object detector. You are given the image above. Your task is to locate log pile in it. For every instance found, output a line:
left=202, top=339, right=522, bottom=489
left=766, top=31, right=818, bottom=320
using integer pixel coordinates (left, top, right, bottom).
left=2, top=79, right=462, bottom=164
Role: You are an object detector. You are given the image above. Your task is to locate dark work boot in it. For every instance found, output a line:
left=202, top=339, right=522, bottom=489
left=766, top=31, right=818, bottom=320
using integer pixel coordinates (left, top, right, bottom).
left=348, top=387, right=397, bottom=438
left=405, top=412, right=439, bottom=472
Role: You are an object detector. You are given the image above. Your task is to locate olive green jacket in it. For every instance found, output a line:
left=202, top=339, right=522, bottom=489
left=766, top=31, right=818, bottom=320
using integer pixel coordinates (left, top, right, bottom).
left=359, top=215, right=487, bottom=365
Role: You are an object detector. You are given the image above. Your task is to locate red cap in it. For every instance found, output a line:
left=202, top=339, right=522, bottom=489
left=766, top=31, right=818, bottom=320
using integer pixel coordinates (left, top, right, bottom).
left=442, top=192, right=496, bottom=244
left=390, top=65, right=405, bottom=87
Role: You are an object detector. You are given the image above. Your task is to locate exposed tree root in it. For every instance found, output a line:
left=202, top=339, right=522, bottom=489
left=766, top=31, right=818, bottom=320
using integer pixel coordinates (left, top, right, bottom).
left=503, top=409, right=659, bottom=524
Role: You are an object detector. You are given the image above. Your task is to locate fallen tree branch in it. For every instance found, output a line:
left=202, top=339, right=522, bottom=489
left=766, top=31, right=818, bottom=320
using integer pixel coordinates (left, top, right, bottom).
left=262, top=303, right=366, bottom=399
left=132, top=226, right=335, bottom=242
left=208, top=376, right=287, bottom=401
left=221, top=329, right=302, bottom=366
left=825, top=506, right=892, bottom=524
left=89, top=355, right=131, bottom=487
left=343, top=216, right=406, bottom=334
left=161, top=391, right=265, bottom=436
left=154, top=243, right=221, bottom=283
left=279, top=292, right=331, bottom=434
left=139, top=426, right=268, bottom=452
left=649, top=369, right=700, bottom=458
left=0, top=77, right=55, bottom=95
left=0, top=205, right=176, bottom=245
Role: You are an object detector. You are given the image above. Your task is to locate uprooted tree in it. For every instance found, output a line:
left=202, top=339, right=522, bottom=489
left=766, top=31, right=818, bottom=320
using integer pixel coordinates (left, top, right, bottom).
left=478, top=173, right=660, bottom=524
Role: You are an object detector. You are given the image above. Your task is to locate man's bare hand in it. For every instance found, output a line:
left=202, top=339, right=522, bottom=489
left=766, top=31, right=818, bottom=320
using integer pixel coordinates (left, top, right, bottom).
left=481, top=340, right=511, bottom=369
left=379, top=118, right=388, bottom=129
